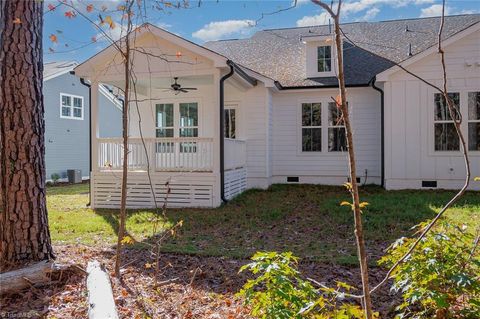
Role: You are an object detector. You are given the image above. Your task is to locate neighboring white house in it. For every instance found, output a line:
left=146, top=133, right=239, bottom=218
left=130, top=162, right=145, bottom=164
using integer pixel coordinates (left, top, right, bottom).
left=44, top=61, right=123, bottom=181
left=74, top=14, right=480, bottom=209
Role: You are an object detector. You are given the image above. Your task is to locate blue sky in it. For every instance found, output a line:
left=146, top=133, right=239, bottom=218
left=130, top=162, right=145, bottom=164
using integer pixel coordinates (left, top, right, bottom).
left=44, top=0, right=479, bottom=63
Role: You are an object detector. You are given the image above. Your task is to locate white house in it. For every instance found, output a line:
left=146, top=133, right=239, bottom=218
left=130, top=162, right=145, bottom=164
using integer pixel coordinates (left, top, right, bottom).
left=74, top=14, right=480, bottom=209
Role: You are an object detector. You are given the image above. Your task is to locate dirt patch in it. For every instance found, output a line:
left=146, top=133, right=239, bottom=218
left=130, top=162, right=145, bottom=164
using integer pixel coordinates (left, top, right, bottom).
left=1, top=245, right=399, bottom=318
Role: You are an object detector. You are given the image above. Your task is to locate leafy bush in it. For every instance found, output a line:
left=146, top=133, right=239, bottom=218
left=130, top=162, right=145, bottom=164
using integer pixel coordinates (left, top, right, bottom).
left=51, top=173, right=60, bottom=184
left=379, top=222, right=480, bottom=318
left=238, top=251, right=366, bottom=319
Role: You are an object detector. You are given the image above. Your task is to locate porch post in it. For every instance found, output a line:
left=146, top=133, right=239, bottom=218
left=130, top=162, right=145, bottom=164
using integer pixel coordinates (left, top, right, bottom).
left=91, top=82, right=99, bottom=172
left=212, top=70, right=222, bottom=207
left=90, top=82, right=99, bottom=209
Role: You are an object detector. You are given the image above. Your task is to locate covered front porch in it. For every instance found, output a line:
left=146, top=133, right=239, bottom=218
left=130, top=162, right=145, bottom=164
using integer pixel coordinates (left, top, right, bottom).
left=75, top=24, right=254, bottom=208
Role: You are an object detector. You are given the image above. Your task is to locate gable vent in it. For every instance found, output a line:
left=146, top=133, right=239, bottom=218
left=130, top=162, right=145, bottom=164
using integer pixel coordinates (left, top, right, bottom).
left=422, top=180, right=437, bottom=188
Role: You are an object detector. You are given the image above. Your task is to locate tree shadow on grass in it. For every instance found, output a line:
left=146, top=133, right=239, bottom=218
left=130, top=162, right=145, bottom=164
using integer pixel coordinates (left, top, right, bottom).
left=94, top=185, right=480, bottom=267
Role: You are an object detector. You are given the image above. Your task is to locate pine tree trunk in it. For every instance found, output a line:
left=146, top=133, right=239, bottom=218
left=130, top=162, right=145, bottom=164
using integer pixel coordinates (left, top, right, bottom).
left=0, top=0, right=54, bottom=270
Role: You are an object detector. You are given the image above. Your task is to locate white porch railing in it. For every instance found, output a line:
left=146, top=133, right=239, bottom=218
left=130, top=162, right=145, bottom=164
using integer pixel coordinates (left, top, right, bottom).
left=224, top=138, right=246, bottom=170
left=98, top=137, right=214, bottom=172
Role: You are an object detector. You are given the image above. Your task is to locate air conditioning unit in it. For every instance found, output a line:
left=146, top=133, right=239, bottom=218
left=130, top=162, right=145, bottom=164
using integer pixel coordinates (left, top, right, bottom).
left=67, top=169, right=82, bottom=184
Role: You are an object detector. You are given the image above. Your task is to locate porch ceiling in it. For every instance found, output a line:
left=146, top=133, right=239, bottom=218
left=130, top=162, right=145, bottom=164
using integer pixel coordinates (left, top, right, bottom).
left=103, top=74, right=214, bottom=95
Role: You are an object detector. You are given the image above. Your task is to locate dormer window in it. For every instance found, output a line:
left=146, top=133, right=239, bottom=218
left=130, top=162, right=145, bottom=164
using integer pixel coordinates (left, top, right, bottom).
left=303, top=35, right=340, bottom=78
left=317, top=46, right=332, bottom=72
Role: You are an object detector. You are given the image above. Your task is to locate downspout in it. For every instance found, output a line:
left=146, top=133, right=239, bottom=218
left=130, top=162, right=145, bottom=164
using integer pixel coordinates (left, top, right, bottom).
left=371, top=76, right=385, bottom=188
left=219, top=60, right=235, bottom=203
left=78, top=75, right=92, bottom=206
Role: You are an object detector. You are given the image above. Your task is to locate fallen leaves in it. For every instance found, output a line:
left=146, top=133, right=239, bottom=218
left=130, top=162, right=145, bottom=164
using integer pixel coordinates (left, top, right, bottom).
left=49, top=34, right=58, bottom=43
left=64, top=11, right=76, bottom=19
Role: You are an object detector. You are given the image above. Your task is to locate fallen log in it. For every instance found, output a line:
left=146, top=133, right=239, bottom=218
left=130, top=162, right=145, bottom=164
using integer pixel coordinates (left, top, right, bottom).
left=0, top=260, right=74, bottom=295
left=86, top=260, right=119, bottom=319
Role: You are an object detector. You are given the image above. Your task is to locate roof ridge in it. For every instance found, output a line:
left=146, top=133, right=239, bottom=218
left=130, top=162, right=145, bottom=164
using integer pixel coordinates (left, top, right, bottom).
left=259, top=13, right=480, bottom=33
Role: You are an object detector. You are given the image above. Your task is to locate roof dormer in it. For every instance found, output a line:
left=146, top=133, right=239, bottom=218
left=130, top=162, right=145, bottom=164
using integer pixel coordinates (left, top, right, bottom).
left=302, top=35, right=340, bottom=79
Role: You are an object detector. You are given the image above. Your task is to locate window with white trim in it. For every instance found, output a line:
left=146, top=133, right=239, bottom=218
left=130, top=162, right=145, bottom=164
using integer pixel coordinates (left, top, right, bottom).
left=155, top=103, right=174, bottom=137
left=155, top=103, right=174, bottom=153
left=301, top=102, right=322, bottom=152
left=434, top=93, right=460, bottom=151
left=327, top=102, right=347, bottom=152
left=468, top=92, right=480, bottom=151
left=317, top=46, right=332, bottom=73
left=224, top=108, right=236, bottom=139
left=179, top=102, right=198, bottom=153
left=60, top=94, right=83, bottom=119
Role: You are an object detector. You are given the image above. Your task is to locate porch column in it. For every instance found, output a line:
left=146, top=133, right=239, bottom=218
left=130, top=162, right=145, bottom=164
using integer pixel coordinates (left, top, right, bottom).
left=212, top=70, right=222, bottom=207
left=91, top=81, right=99, bottom=173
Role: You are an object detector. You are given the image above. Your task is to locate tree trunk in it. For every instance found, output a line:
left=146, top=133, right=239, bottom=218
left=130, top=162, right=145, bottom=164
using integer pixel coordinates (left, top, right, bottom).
left=0, top=0, right=54, bottom=270
left=332, top=16, right=374, bottom=319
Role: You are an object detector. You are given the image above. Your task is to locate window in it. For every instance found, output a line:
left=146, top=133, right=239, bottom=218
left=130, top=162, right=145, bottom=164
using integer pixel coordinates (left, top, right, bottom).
left=468, top=92, right=480, bottom=151
left=224, top=108, right=236, bottom=139
left=60, top=94, right=83, bottom=119
left=434, top=93, right=460, bottom=151
left=317, top=46, right=332, bottom=72
left=301, top=102, right=322, bottom=152
left=179, top=102, right=198, bottom=152
left=155, top=104, right=174, bottom=153
left=328, top=102, right=347, bottom=152
left=155, top=104, right=174, bottom=137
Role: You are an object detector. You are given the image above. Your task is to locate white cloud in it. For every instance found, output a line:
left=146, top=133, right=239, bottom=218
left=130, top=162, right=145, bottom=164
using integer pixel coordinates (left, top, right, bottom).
left=296, top=12, right=330, bottom=27
left=420, top=4, right=451, bottom=17
left=292, top=0, right=310, bottom=6
left=359, top=7, right=380, bottom=21
left=192, top=20, right=254, bottom=42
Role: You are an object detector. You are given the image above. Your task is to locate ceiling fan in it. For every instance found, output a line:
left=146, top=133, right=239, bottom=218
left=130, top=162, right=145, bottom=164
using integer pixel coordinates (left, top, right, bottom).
left=160, top=77, right=197, bottom=95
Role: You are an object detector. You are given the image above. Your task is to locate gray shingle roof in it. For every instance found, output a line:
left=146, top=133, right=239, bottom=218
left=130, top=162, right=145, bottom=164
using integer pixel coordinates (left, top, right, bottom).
left=204, top=14, right=480, bottom=88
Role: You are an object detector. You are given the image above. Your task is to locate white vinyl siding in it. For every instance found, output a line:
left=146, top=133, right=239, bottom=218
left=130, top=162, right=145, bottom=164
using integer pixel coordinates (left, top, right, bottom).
left=272, top=88, right=381, bottom=184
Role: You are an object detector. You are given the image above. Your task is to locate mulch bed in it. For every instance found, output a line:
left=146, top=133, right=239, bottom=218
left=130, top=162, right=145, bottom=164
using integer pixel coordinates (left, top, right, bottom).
left=0, top=245, right=399, bottom=318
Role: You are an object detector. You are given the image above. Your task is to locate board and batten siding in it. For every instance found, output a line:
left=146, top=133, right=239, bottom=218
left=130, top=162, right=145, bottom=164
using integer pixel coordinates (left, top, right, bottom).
left=383, top=27, right=480, bottom=190
left=225, top=83, right=273, bottom=189
left=271, top=87, right=382, bottom=185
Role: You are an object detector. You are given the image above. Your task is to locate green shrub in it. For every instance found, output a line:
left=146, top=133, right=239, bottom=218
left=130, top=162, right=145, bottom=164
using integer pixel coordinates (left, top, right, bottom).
left=238, top=251, right=366, bottom=319
left=51, top=173, right=60, bottom=184
left=379, top=222, right=480, bottom=318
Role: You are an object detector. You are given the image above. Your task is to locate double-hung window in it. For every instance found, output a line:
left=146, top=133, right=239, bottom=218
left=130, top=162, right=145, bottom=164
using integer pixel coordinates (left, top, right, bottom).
left=468, top=92, right=480, bottom=151
left=60, top=93, right=83, bottom=120
left=156, top=103, right=174, bottom=152
left=327, top=102, right=347, bottom=152
left=301, top=102, right=322, bottom=152
left=179, top=102, right=199, bottom=152
left=317, top=46, right=332, bottom=73
left=434, top=93, right=460, bottom=151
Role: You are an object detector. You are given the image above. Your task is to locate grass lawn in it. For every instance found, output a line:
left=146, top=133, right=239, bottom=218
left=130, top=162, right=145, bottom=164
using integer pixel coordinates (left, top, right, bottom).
left=48, top=183, right=480, bottom=265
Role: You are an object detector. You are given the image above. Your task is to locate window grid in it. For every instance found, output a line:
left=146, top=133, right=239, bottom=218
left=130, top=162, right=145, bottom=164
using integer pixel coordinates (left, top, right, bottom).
left=301, top=102, right=322, bottom=152
left=434, top=93, right=460, bottom=151
left=468, top=92, right=480, bottom=151
left=327, top=102, right=347, bottom=152
left=60, top=93, right=83, bottom=120
left=317, top=46, right=332, bottom=73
